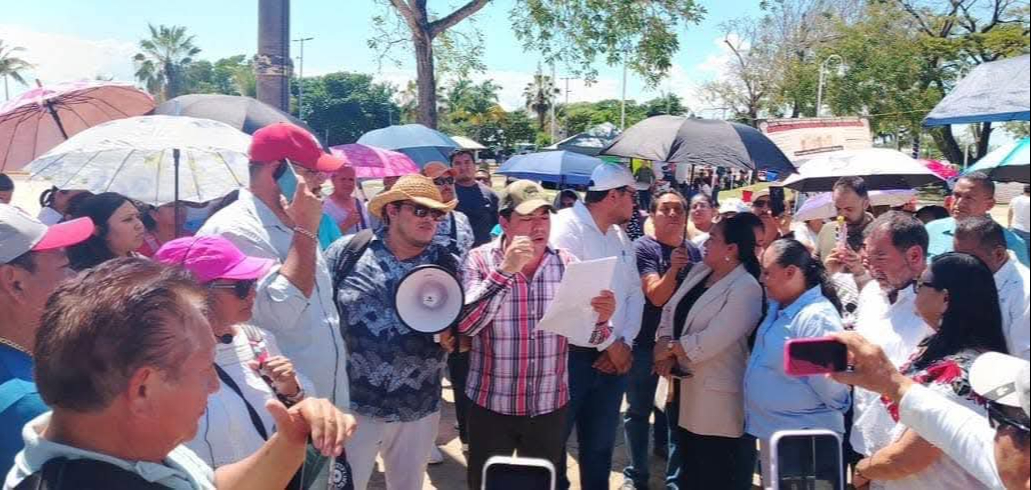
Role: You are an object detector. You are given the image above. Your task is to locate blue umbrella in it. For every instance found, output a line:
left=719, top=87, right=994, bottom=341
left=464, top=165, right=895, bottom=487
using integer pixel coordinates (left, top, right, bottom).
left=357, top=124, right=459, bottom=167
left=496, top=151, right=605, bottom=186
left=965, top=137, right=1030, bottom=183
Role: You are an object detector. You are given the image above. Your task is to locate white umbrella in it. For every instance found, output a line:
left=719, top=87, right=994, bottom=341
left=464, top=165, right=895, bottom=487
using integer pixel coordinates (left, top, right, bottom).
left=783, top=149, right=944, bottom=193
left=25, top=115, right=250, bottom=206
left=450, top=135, right=487, bottom=151
left=795, top=189, right=918, bottom=222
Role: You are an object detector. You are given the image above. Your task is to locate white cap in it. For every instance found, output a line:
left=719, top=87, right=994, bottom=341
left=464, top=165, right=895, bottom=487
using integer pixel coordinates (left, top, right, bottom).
left=0, top=204, right=95, bottom=264
left=718, top=198, right=751, bottom=215
left=588, top=164, right=636, bottom=192
left=970, top=352, right=1031, bottom=418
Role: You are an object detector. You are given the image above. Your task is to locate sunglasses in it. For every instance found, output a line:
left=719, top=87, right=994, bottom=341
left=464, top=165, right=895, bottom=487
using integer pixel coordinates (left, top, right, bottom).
left=209, top=279, right=257, bottom=300
left=433, top=176, right=456, bottom=187
left=398, top=202, right=447, bottom=221
left=988, top=403, right=1031, bottom=434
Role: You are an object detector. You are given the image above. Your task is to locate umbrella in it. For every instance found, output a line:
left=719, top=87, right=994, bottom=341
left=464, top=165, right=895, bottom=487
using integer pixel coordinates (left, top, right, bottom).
left=600, top=116, right=795, bottom=176
left=965, top=137, right=1030, bottom=183
left=330, top=144, right=420, bottom=179
left=450, top=135, right=487, bottom=151
left=496, top=151, right=605, bottom=186
left=795, top=189, right=918, bottom=221
left=924, top=55, right=1030, bottom=127
left=153, top=94, right=327, bottom=148
left=0, top=80, right=155, bottom=172
left=783, top=149, right=945, bottom=192
left=547, top=122, right=621, bottom=157
left=922, top=159, right=959, bottom=180
left=357, top=124, right=460, bottom=167
left=25, top=115, right=250, bottom=207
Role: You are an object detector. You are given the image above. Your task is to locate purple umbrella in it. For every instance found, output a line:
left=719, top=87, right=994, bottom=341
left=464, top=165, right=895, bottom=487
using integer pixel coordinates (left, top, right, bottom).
left=330, top=144, right=420, bottom=179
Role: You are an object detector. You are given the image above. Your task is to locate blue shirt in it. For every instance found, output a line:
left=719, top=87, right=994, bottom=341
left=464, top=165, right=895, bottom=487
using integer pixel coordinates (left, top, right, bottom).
left=926, top=217, right=1030, bottom=267
left=743, top=287, right=851, bottom=441
left=326, top=232, right=451, bottom=423
left=0, top=345, right=48, bottom=478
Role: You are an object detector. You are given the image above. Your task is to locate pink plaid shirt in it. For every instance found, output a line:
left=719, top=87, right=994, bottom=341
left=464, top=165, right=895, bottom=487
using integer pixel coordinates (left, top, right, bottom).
left=460, top=240, right=606, bottom=417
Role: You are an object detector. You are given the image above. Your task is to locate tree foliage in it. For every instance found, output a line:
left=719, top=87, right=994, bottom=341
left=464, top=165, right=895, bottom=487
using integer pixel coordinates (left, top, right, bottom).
left=0, top=40, right=33, bottom=101
left=133, top=24, right=202, bottom=102
left=523, top=67, right=561, bottom=131
left=184, top=55, right=256, bottom=97
left=297, top=72, right=400, bottom=146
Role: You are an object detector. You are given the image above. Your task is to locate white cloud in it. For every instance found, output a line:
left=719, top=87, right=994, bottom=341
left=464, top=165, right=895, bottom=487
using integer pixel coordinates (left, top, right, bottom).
left=0, top=25, right=138, bottom=98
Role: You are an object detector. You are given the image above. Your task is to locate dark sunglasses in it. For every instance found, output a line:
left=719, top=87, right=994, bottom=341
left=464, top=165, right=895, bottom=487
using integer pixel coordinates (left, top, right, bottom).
left=398, top=202, right=447, bottom=221
left=988, top=402, right=1031, bottom=434
left=433, top=176, right=456, bottom=187
left=209, top=279, right=257, bottom=300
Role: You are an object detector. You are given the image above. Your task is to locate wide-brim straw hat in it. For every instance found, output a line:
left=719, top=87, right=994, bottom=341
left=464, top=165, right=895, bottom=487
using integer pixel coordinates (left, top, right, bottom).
left=368, top=174, right=458, bottom=219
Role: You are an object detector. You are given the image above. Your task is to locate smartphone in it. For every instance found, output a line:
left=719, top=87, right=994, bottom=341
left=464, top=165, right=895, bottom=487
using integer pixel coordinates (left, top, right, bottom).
left=769, top=186, right=787, bottom=217
left=483, top=456, right=555, bottom=490
left=784, top=337, right=848, bottom=377
left=768, top=430, right=844, bottom=490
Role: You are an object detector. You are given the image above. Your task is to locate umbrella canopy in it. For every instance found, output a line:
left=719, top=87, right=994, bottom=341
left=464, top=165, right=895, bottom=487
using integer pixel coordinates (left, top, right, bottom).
left=0, top=80, right=155, bottom=172
left=357, top=124, right=460, bottom=167
left=922, top=159, right=959, bottom=180
left=548, top=122, right=622, bottom=157
left=796, top=189, right=918, bottom=221
left=600, top=116, right=795, bottom=176
left=783, top=149, right=945, bottom=193
left=924, top=55, right=1030, bottom=127
left=496, top=151, right=605, bottom=186
left=153, top=94, right=327, bottom=148
left=965, top=137, right=1030, bottom=183
left=450, top=135, right=487, bottom=151
left=330, top=144, right=420, bottom=179
left=25, top=115, right=249, bottom=205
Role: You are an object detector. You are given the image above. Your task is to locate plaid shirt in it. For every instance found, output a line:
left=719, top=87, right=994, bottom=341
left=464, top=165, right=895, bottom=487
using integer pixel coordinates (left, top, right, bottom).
left=459, top=239, right=594, bottom=417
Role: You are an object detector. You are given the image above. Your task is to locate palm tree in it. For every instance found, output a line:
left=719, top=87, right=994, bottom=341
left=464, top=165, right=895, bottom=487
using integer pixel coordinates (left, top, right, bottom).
left=523, top=67, right=560, bottom=131
left=0, top=40, right=33, bottom=101
left=133, top=24, right=201, bottom=101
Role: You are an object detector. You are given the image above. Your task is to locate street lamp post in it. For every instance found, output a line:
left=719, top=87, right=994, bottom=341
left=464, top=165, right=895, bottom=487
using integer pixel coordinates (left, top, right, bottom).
left=816, top=54, right=844, bottom=119
left=293, top=36, right=314, bottom=121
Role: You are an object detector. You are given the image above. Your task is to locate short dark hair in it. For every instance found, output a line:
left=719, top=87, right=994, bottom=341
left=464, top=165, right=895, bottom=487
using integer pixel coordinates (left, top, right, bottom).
left=34, top=258, right=205, bottom=412
left=767, top=238, right=842, bottom=313
left=3, top=251, right=37, bottom=273
left=584, top=189, right=612, bottom=205
left=832, top=176, right=869, bottom=200
left=449, top=149, right=475, bottom=164
left=955, top=216, right=1007, bottom=252
left=0, top=173, right=13, bottom=192
left=649, top=190, right=686, bottom=214
left=956, top=171, right=995, bottom=197
left=866, top=211, right=929, bottom=256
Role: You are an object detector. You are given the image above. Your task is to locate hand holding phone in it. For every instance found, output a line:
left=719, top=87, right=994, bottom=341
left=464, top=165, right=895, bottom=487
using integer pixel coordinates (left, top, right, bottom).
left=784, top=337, right=848, bottom=377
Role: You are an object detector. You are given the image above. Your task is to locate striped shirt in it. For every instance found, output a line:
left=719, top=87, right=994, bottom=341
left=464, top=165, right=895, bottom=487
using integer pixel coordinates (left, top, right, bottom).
left=458, top=239, right=576, bottom=417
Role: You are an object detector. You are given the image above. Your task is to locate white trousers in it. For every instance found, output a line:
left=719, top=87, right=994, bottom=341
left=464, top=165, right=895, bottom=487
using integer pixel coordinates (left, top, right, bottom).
left=346, top=412, right=441, bottom=490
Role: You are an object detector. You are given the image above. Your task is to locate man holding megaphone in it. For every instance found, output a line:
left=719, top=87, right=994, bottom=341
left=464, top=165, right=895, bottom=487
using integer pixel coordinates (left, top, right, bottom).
left=326, top=174, right=461, bottom=490
left=459, top=180, right=617, bottom=490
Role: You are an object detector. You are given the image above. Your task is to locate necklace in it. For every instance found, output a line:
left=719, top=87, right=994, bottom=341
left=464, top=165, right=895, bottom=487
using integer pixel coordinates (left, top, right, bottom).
left=0, top=337, right=32, bottom=357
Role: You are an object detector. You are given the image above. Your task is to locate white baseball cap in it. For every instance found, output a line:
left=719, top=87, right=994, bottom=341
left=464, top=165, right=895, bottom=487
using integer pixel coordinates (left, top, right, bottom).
left=970, top=352, right=1031, bottom=418
left=718, top=198, right=751, bottom=216
left=0, top=204, right=94, bottom=264
left=588, top=164, right=636, bottom=192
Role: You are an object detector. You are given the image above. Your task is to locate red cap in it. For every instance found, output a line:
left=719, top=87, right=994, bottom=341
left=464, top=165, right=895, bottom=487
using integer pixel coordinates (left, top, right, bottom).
left=249, top=123, right=344, bottom=173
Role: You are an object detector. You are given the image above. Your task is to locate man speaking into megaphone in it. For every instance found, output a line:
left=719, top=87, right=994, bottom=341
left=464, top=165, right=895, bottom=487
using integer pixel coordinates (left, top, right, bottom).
left=458, top=180, right=617, bottom=490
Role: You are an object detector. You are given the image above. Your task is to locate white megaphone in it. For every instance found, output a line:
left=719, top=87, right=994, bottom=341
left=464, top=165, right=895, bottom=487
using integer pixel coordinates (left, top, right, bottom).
left=394, top=265, right=465, bottom=334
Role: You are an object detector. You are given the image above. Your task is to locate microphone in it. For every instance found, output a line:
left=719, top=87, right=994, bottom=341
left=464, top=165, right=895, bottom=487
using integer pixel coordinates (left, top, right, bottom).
left=217, top=334, right=234, bottom=345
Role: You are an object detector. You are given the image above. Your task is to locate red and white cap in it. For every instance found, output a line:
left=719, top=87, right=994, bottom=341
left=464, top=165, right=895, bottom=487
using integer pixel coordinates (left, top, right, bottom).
left=0, top=204, right=94, bottom=264
left=249, top=123, right=344, bottom=173
left=971, top=352, right=1031, bottom=418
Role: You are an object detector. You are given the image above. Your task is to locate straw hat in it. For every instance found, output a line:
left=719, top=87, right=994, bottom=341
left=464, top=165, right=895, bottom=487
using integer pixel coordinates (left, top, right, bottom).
left=368, top=174, right=458, bottom=219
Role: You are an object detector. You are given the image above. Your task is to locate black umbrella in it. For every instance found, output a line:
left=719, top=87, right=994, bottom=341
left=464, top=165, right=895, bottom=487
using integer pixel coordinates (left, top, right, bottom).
left=153, top=94, right=327, bottom=148
left=601, top=116, right=795, bottom=176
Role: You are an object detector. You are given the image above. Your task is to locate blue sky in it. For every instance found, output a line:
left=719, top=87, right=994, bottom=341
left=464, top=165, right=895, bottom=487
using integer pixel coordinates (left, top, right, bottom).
left=1, top=0, right=764, bottom=112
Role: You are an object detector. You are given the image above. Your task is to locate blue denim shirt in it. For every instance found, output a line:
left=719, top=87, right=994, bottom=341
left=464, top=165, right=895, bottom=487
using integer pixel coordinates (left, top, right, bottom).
left=926, top=217, right=1030, bottom=267
left=744, top=287, right=851, bottom=441
left=0, top=346, right=48, bottom=478
left=326, top=232, right=451, bottom=423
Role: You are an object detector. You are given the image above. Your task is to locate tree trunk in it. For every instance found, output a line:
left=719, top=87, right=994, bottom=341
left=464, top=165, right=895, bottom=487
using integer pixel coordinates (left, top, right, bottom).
left=930, top=126, right=964, bottom=165
left=976, top=122, right=993, bottom=159
left=4, top=76, right=8, bottom=102
left=256, top=0, right=291, bottom=112
left=414, top=31, right=438, bottom=128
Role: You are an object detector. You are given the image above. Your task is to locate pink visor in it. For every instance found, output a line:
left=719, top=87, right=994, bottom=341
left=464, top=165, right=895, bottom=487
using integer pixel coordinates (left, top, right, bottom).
left=155, top=236, right=274, bottom=284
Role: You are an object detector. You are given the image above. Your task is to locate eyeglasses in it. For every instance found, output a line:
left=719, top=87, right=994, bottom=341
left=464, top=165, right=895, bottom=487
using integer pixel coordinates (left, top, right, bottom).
left=988, top=403, right=1031, bottom=434
left=912, top=281, right=941, bottom=295
left=753, top=200, right=770, bottom=209
left=433, top=176, right=456, bottom=187
left=398, top=203, right=447, bottom=221
left=209, top=279, right=257, bottom=300
left=290, top=163, right=330, bottom=182
left=475, top=177, right=492, bottom=185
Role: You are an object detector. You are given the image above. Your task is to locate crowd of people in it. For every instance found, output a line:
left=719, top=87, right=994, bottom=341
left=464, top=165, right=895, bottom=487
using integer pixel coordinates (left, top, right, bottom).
left=1, top=121, right=1029, bottom=490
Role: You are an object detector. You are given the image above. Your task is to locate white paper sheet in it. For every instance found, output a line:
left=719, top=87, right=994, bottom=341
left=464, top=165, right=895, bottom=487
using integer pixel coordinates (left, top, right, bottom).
left=537, top=256, right=618, bottom=346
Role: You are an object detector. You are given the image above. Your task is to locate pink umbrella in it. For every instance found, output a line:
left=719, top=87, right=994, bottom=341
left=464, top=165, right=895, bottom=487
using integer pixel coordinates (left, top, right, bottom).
left=331, top=144, right=420, bottom=179
left=922, top=159, right=959, bottom=180
left=0, top=80, right=155, bottom=172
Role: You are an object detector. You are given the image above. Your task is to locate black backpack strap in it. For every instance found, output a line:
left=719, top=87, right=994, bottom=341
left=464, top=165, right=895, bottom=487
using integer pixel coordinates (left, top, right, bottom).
left=332, top=229, right=375, bottom=293
left=214, top=364, right=269, bottom=440
left=14, top=457, right=169, bottom=490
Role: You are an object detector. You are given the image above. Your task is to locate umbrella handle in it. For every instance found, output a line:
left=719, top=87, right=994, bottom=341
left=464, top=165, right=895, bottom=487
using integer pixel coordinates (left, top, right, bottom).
left=45, top=101, right=70, bottom=140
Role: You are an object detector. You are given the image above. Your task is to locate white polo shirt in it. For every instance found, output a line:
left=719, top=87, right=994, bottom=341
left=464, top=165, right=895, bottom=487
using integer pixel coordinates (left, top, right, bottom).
left=995, top=258, right=1031, bottom=360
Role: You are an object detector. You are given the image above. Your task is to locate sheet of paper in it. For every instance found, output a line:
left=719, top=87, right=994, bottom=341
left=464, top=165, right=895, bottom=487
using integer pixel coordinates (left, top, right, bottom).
left=537, top=256, right=618, bottom=346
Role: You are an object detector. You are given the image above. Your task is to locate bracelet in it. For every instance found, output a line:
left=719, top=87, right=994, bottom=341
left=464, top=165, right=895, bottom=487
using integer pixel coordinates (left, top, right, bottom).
left=293, top=227, right=318, bottom=241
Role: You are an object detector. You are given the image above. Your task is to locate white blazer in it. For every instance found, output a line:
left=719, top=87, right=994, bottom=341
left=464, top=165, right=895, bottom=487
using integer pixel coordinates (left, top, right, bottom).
left=657, top=264, right=764, bottom=438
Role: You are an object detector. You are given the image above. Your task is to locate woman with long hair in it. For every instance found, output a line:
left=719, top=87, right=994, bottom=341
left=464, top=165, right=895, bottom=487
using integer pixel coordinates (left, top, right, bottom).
left=854, top=252, right=1008, bottom=490
left=67, top=192, right=145, bottom=271
left=654, top=214, right=765, bottom=489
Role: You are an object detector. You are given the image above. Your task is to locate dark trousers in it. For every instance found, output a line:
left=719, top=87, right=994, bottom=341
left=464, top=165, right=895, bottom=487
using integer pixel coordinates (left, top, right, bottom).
left=676, top=428, right=756, bottom=490
left=559, top=347, right=630, bottom=490
left=448, top=352, right=471, bottom=444
left=467, top=403, right=568, bottom=490
left=664, top=385, right=684, bottom=489
left=622, top=343, right=677, bottom=489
